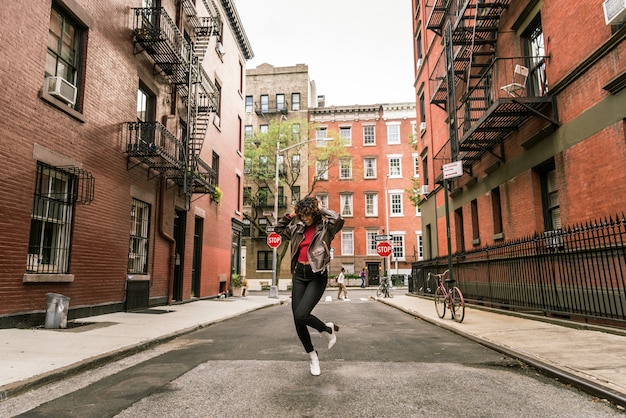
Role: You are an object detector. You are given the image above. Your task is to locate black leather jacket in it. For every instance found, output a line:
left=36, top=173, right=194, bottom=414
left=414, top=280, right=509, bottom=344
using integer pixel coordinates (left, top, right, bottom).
left=275, top=208, right=344, bottom=274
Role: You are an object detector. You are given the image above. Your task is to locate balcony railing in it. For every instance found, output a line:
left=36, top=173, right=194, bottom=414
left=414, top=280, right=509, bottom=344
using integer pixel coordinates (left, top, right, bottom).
left=132, top=8, right=190, bottom=84
left=125, top=121, right=185, bottom=173
left=254, top=100, right=290, bottom=115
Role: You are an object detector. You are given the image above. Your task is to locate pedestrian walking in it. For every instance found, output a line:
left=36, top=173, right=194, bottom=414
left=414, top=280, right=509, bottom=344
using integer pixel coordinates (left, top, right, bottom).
left=337, top=267, right=348, bottom=300
left=360, top=267, right=366, bottom=288
left=275, top=197, right=344, bottom=376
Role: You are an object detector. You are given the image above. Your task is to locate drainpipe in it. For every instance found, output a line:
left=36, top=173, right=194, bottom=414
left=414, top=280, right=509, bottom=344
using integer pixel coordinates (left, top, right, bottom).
left=159, top=175, right=176, bottom=305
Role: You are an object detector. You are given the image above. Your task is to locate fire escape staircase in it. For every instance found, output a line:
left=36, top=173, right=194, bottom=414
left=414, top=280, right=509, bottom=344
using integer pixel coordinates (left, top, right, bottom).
left=128, top=3, right=222, bottom=197
left=427, top=0, right=558, bottom=181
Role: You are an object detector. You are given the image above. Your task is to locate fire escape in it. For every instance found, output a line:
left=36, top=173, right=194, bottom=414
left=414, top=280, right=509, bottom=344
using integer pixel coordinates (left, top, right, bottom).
left=427, top=0, right=559, bottom=184
left=126, top=0, right=222, bottom=202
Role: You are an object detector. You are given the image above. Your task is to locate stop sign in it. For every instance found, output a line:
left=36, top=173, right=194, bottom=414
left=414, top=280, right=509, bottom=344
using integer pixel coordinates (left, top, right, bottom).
left=376, top=241, right=393, bottom=257
left=267, top=232, right=282, bottom=248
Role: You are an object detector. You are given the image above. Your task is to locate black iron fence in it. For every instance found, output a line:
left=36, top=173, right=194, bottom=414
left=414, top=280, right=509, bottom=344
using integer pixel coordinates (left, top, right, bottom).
left=411, top=214, right=626, bottom=327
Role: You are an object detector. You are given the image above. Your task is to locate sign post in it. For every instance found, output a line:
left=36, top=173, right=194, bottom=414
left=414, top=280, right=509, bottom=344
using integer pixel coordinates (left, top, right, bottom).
left=442, top=161, right=463, bottom=282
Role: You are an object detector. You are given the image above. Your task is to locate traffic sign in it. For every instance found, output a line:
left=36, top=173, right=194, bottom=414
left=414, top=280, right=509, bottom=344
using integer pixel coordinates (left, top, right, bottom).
left=376, top=241, right=393, bottom=257
left=267, top=232, right=282, bottom=248
left=375, top=234, right=393, bottom=241
left=443, top=160, right=463, bottom=179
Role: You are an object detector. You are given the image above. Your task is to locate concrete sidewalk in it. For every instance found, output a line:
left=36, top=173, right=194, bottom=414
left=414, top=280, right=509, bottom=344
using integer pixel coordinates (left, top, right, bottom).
left=379, top=293, right=626, bottom=407
left=0, top=294, right=287, bottom=400
left=2, top=290, right=626, bottom=409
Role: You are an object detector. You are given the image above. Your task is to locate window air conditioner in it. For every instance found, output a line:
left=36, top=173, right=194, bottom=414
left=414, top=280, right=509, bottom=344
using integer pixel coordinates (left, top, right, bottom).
left=603, top=0, right=626, bottom=25
left=419, top=122, right=426, bottom=132
left=419, top=185, right=429, bottom=195
left=45, top=76, right=77, bottom=105
left=416, top=58, right=423, bottom=69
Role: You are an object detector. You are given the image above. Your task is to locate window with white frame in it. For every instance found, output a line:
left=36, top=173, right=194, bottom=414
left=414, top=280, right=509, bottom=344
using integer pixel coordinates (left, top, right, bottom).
left=245, top=96, right=253, bottom=113
left=388, top=156, right=402, bottom=177
left=392, top=234, right=405, bottom=260
left=365, top=193, right=378, bottom=216
left=366, top=230, right=378, bottom=255
left=363, top=125, right=375, bottom=145
left=316, top=127, right=327, bottom=146
left=260, top=94, right=269, bottom=112
left=316, top=160, right=328, bottom=180
left=340, top=158, right=352, bottom=179
left=387, top=123, right=401, bottom=144
left=412, top=154, right=419, bottom=177
left=27, top=163, right=76, bottom=274
left=416, top=231, right=424, bottom=260
left=244, top=125, right=253, bottom=139
left=364, top=157, right=377, bottom=179
left=341, top=230, right=354, bottom=255
left=390, top=191, right=404, bottom=216
left=316, top=194, right=329, bottom=209
left=340, top=194, right=353, bottom=217
left=260, top=124, right=268, bottom=134
left=411, top=121, right=417, bottom=143
left=340, top=126, right=352, bottom=146
left=128, top=199, right=151, bottom=274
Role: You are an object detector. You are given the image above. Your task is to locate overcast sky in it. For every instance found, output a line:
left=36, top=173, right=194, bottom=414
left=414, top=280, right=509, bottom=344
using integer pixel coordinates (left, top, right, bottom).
left=234, top=0, right=416, bottom=107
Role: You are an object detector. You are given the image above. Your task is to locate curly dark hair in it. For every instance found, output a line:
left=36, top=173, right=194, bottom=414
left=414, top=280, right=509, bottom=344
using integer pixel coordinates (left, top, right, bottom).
left=294, top=197, right=322, bottom=224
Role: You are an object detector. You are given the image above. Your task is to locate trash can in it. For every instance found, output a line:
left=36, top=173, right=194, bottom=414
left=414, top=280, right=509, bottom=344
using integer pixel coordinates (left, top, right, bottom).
left=45, top=293, right=70, bottom=329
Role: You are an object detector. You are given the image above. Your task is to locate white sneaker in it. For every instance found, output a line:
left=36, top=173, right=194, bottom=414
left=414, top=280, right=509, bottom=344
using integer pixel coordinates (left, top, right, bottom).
left=324, top=322, right=339, bottom=349
left=309, top=351, right=320, bottom=376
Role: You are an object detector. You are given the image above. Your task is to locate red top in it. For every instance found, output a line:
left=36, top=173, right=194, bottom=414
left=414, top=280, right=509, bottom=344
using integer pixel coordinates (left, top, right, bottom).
left=297, top=225, right=315, bottom=263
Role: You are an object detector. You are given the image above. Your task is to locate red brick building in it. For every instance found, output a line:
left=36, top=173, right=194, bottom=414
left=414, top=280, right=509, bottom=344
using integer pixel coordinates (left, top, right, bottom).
left=412, top=0, right=626, bottom=259
left=309, top=102, right=421, bottom=284
left=0, top=0, right=252, bottom=326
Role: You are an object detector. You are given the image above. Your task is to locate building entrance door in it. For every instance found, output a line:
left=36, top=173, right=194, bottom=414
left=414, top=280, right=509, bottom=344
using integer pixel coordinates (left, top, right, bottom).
left=366, top=262, right=380, bottom=286
left=173, top=209, right=186, bottom=301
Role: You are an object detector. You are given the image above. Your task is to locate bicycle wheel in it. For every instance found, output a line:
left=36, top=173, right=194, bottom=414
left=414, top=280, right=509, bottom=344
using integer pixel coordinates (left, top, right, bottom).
left=376, top=285, right=383, bottom=298
left=450, top=287, right=465, bottom=323
left=434, top=287, right=446, bottom=318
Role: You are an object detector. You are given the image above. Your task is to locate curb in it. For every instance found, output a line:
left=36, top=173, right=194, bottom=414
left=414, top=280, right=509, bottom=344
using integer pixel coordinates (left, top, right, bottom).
left=375, top=295, right=626, bottom=408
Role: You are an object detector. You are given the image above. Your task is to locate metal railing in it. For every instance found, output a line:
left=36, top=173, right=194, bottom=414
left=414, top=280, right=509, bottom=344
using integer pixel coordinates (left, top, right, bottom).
left=125, top=121, right=185, bottom=172
left=412, top=214, right=626, bottom=327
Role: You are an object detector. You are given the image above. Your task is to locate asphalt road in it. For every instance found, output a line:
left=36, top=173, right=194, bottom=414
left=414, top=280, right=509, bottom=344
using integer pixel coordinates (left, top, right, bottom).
left=8, top=291, right=623, bottom=417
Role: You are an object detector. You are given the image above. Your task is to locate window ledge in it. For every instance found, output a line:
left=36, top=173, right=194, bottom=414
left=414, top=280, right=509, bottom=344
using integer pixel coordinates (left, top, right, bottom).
left=23, top=273, right=74, bottom=283
left=40, top=90, right=85, bottom=123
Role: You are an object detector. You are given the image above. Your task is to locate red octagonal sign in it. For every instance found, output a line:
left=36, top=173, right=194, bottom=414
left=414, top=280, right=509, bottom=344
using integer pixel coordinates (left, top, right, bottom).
left=267, top=232, right=282, bottom=249
left=376, top=241, right=393, bottom=257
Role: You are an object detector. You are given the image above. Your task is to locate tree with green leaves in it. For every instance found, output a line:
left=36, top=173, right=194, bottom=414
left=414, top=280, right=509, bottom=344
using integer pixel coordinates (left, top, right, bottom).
left=243, top=116, right=350, bottom=283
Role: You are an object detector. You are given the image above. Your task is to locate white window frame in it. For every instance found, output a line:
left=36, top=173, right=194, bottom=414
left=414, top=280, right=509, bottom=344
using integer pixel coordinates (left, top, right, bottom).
left=316, top=160, right=328, bottom=180
left=387, top=122, right=401, bottom=145
left=365, top=193, right=378, bottom=217
left=366, top=230, right=378, bottom=255
left=363, top=125, right=376, bottom=145
left=340, top=126, right=352, bottom=146
left=412, top=153, right=419, bottom=178
left=340, top=158, right=352, bottom=179
left=316, top=127, right=328, bottom=146
left=391, top=232, right=405, bottom=261
left=388, top=155, right=402, bottom=178
left=364, top=157, right=377, bottom=179
left=416, top=231, right=424, bottom=260
left=340, top=194, right=353, bottom=217
left=389, top=190, right=404, bottom=216
left=341, top=230, right=354, bottom=256
left=316, top=194, right=329, bottom=209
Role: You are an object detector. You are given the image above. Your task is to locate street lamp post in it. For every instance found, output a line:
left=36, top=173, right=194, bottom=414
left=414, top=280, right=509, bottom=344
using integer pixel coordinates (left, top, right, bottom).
left=270, top=135, right=330, bottom=298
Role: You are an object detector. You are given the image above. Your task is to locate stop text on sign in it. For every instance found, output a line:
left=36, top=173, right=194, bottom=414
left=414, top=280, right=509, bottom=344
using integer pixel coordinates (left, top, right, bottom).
left=267, top=232, right=282, bottom=249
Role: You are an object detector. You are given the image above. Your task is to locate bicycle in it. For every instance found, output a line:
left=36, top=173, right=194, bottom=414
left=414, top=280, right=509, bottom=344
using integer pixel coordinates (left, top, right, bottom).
left=376, top=276, right=393, bottom=298
left=429, top=270, right=465, bottom=322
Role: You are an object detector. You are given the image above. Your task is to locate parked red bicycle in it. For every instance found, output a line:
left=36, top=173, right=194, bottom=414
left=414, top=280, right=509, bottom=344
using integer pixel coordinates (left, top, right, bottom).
left=429, top=270, right=465, bottom=323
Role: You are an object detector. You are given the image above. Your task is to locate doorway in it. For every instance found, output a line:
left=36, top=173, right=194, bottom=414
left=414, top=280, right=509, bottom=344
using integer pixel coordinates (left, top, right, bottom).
left=173, top=209, right=186, bottom=301
left=367, top=262, right=380, bottom=286
left=191, top=216, right=203, bottom=298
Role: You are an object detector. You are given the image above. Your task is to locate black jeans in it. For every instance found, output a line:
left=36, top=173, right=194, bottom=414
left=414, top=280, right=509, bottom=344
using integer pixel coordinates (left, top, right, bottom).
left=291, top=263, right=328, bottom=353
